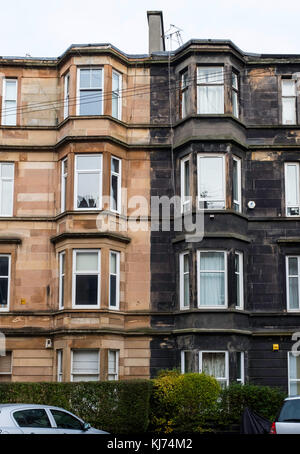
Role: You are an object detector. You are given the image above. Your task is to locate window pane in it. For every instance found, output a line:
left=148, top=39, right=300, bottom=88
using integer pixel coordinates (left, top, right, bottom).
left=199, top=157, right=224, bottom=203
left=235, top=253, right=240, bottom=273
left=5, top=80, right=17, bottom=99
left=1, top=179, right=13, bottom=215
left=76, top=252, right=98, bottom=272
left=80, top=69, right=91, bottom=88
left=77, top=173, right=100, bottom=208
left=51, top=410, right=83, bottom=430
left=289, top=257, right=298, bottom=275
left=110, top=252, right=117, bottom=274
left=184, top=273, right=189, bottom=307
left=184, top=160, right=190, bottom=197
left=198, top=86, right=224, bottom=114
left=183, top=351, right=193, bottom=373
left=110, top=275, right=117, bottom=307
left=232, top=73, right=238, bottom=90
left=0, top=278, right=8, bottom=305
left=202, top=352, right=226, bottom=378
left=0, top=256, right=8, bottom=276
left=200, top=272, right=225, bottom=306
left=282, top=97, right=296, bottom=124
left=233, top=159, right=239, bottom=202
left=282, top=79, right=296, bottom=96
left=200, top=252, right=224, bottom=271
left=76, top=155, right=101, bottom=170
left=79, top=90, right=102, bottom=115
left=112, top=94, right=119, bottom=118
left=72, top=350, right=99, bottom=374
left=1, top=164, right=13, bottom=178
left=111, top=158, right=119, bottom=174
left=232, top=91, right=239, bottom=118
left=112, top=72, right=120, bottom=91
left=111, top=174, right=118, bottom=211
left=286, top=165, right=299, bottom=208
left=13, top=409, right=51, bottom=428
left=198, top=67, right=223, bottom=84
left=91, top=69, right=102, bottom=88
left=3, top=100, right=16, bottom=125
left=0, top=352, right=11, bottom=374
left=289, top=276, right=299, bottom=309
left=108, top=350, right=117, bottom=374
left=289, top=354, right=300, bottom=380
left=75, top=275, right=98, bottom=305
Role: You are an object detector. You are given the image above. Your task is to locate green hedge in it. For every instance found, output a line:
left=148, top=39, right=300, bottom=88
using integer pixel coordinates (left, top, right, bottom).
left=0, top=380, right=152, bottom=434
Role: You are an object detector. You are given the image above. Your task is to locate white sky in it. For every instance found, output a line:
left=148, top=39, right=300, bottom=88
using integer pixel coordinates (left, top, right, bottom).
left=2, top=0, right=300, bottom=58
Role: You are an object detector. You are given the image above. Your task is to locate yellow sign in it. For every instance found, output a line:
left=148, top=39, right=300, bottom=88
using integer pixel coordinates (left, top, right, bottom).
left=273, top=344, right=279, bottom=351
left=20, top=298, right=26, bottom=305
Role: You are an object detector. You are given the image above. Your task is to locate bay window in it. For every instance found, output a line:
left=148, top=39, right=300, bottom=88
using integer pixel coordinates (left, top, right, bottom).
left=2, top=79, right=17, bottom=126
left=72, top=249, right=101, bottom=308
left=110, top=156, right=121, bottom=213
left=232, top=72, right=239, bottom=118
left=197, top=251, right=227, bottom=308
left=197, top=67, right=224, bottom=114
left=232, top=156, right=241, bottom=212
left=75, top=154, right=102, bottom=210
left=109, top=251, right=120, bottom=310
left=197, top=154, right=225, bottom=210
left=286, top=256, right=300, bottom=311
left=285, top=163, right=300, bottom=216
left=112, top=70, right=122, bottom=120
left=77, top=67, right=103, bottom=116
left=235, top=251, right=244, bottom=309
left=179, top=252, right=190, bottom=309
left=63, top=73, right=70, bottom=119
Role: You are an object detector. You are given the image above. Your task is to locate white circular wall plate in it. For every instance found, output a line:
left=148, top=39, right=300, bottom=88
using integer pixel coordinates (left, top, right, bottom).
left=248, top=201, right=256, bottom=209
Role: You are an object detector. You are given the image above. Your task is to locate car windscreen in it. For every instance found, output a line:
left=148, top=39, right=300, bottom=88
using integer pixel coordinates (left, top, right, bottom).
left=278, top=400, right=300, bottom=422
left=13, top=409, right=52, bottom=428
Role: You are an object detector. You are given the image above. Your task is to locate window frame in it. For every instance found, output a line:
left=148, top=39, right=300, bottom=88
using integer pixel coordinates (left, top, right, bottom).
left=199, top=350, right=229, bottom=387
left=76, top=67, right=103, bottom=116
left=58, top=251, right=65, bottom=310
left=235, top=251, right=244, bottom=310
left=108, top=349, right=119, bottom=381
left=74, top=154, right=102, bottom=211
left=0, top=254, right=11, bottom=312
left=285, top=162, right=300, bottom=217
left=57, top=350, right=63, bottom=382
left=61, top=158, right=68, bottom=213
left=110, top=156, right=122, bottom=214
left=232, top=71, right=239, bottom=119
left=282, top=78, right=297, bottom=125
left=197, top=66, right=224, bottom=115
left=72, top=249, right=101, bottom=309
left=179, top=251, right=190, bottom=310
left=197, top=250, right=228, bottom=309
left=236, top=351, right=245, bottom=385
left=232, top=156, right=242, bottom=213
left=0, top=162, right=14, bottom=217
left=180, top=350, right=195, bottom=374
left=63, top=73, right=70, bottom=120
left=180, top=155, right=191, bottom=213
left=180, top=70, right=189, bottom=118
left=111, top=70, right=122, bottom=120
left=197, top=153, right=226, bottom=210
left=1, top=78, right=17, bottom=126
left=286, top=255, right=300, bottom=312
left=70, top=349, right=100, bottom=382
left=109, top=250, right=120, bottom=310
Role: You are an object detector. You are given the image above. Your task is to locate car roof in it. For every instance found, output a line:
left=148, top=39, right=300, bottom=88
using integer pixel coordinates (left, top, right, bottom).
left=0, top=404, right=68, bottom=410
left=284, top=396, right=300, bottom=401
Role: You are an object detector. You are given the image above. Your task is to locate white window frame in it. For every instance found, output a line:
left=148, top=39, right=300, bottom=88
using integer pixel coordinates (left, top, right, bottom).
left=232, top=156, right=242, bottom=213
left=0, top=351, right=12, bottom=377
left=199, top=350, right=229, bottom=387
left=288, top=351, right=300, bottom=396
left=61, top=158, right=67, bottom=213
left=72, top=249, right=101, bottom=309
left=74, top=154, right=102, bottom=211
left=112, top=70, right=122, bottom=120
left=109, top=250, right=120, bottom=310
left=197, top=66, right=224, bottom=114
left=2, top=78, right=17, bottom=126
left=197, top=250, right=227, bottom=309
left=232, top=71, right=239, bottom=119
left=180, top=155, right=191, bottom=213
left=110, top=156, right=122, bottom=213
left=179, top=252, right=190, bottom=310
left=180, top=350, right=195, bottom=374
left=285, top=162, right=300, bottom=216
left=0, top=162, right=14, bottom=217
left=58, top=251, right=65, bottom=310
left=181, top=70, right=188, bottom=118
left=197, top=154, right=226, bottom=210
left=286, top=255, right=300, bottom=312
left=0, top=254, right=11, bottom=312
left=235, top=251, right=244, bottom=310
left=57, top=350, right=63, bottom=382
left=63, top=73, right=70, bottom=120
left=282, top=78, right=297, bottom=125
left=236, top=351, right=245, bottom=384
left=76, top=67, right=103, bottom=116
left=71, top=349, right=100, bottom=382
left=108, top=350, right=119, bottom=381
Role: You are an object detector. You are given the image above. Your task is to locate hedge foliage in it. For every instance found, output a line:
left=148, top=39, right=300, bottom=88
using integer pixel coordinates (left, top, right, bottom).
left=149, top=370, right=221, bottom=433
left=0, top=380, right=152, bottom=434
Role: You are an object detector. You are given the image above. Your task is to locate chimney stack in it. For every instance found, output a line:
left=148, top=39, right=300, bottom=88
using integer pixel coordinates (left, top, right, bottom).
left=147, top=11, right=165, bottom=54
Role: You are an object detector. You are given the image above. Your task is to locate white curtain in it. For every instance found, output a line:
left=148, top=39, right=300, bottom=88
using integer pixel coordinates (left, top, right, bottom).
left=199, top=252, right=225, bottom=306
left=198, top=85, right=224, bottom=114
left=202, top=352, right=225, bottom=378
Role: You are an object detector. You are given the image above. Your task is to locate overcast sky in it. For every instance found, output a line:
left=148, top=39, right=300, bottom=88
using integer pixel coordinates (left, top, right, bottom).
left=2, top=0, right=300, bottom=58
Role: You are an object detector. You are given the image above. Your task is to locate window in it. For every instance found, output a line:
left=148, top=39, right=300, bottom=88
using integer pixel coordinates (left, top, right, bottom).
left=197, top=67, right=224, bottom=114
left=197, top=154, right=225, bottom=210
left=180, top=70, right=188, bottom=118
left=77, top=67, right=103, bottom=116
left=71, top=350, right=100, bottom=382
left=112, top=70, right=122, bottom=120
left=232, top=72, right=239, bottom=118
left=236, top=352, right=245, bottom=384
left=50, top=410, right=83, bottom=430
left=110, top=156, right=121, bottom=213
left=232, top=156, right=241, bottom=212
left=109, top=251, right=120, bottom=310
left=0, top=162, right=14, bottom=216
left=59, top=251, right=65, bottom=310
left=286, top=256, right=300, bottom=311
left=288, top=352, right=300, bottom=395
left=108, top=350, right=119, bottom=380
left=199, top=351, right=229, bottom=388
left=13, top=409, right=51, bottom=428
left=72, top=250, right=101, bottom=308
left=64, top=73, right=70, bottom=119
left=282, top=79, right=296, bottom=125
left=2, top=79, right=17, bottom=126
left=61, top=158, right=68, bottom=212
left=0, top=255, right=10, bottom=312
left=57, top=350, right=63, bottom=382
left=179, top=252, right=190, bottom=309
left=197, top=251, right=227, bottom=308
left=180, top=156, right=191, bottom=213
left=0, top=351, right=12, bottom=382
left=285, top=163, right=300, bottom=216
left=74, top=154, right=102, bottom=210
left=181, top=351, right=194, bottom=373
left=235, top=252, right=244, bottom=309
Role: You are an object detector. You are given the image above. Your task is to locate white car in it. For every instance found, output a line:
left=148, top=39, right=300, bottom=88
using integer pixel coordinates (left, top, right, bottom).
left=270, top=396, right=300, bottom=434
left=0, top=404, right=108, bottom=434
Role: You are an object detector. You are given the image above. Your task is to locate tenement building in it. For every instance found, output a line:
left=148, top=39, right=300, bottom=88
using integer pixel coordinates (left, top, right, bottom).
left=0, top=11, right=300, bottom=394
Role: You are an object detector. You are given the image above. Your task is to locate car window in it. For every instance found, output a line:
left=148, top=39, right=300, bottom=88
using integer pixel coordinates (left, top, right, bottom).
left=50, top=410, right=83, bottom=430
left=278, top=400, right=300, bottom=422
left=13, top=409, right=52, bottom=428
